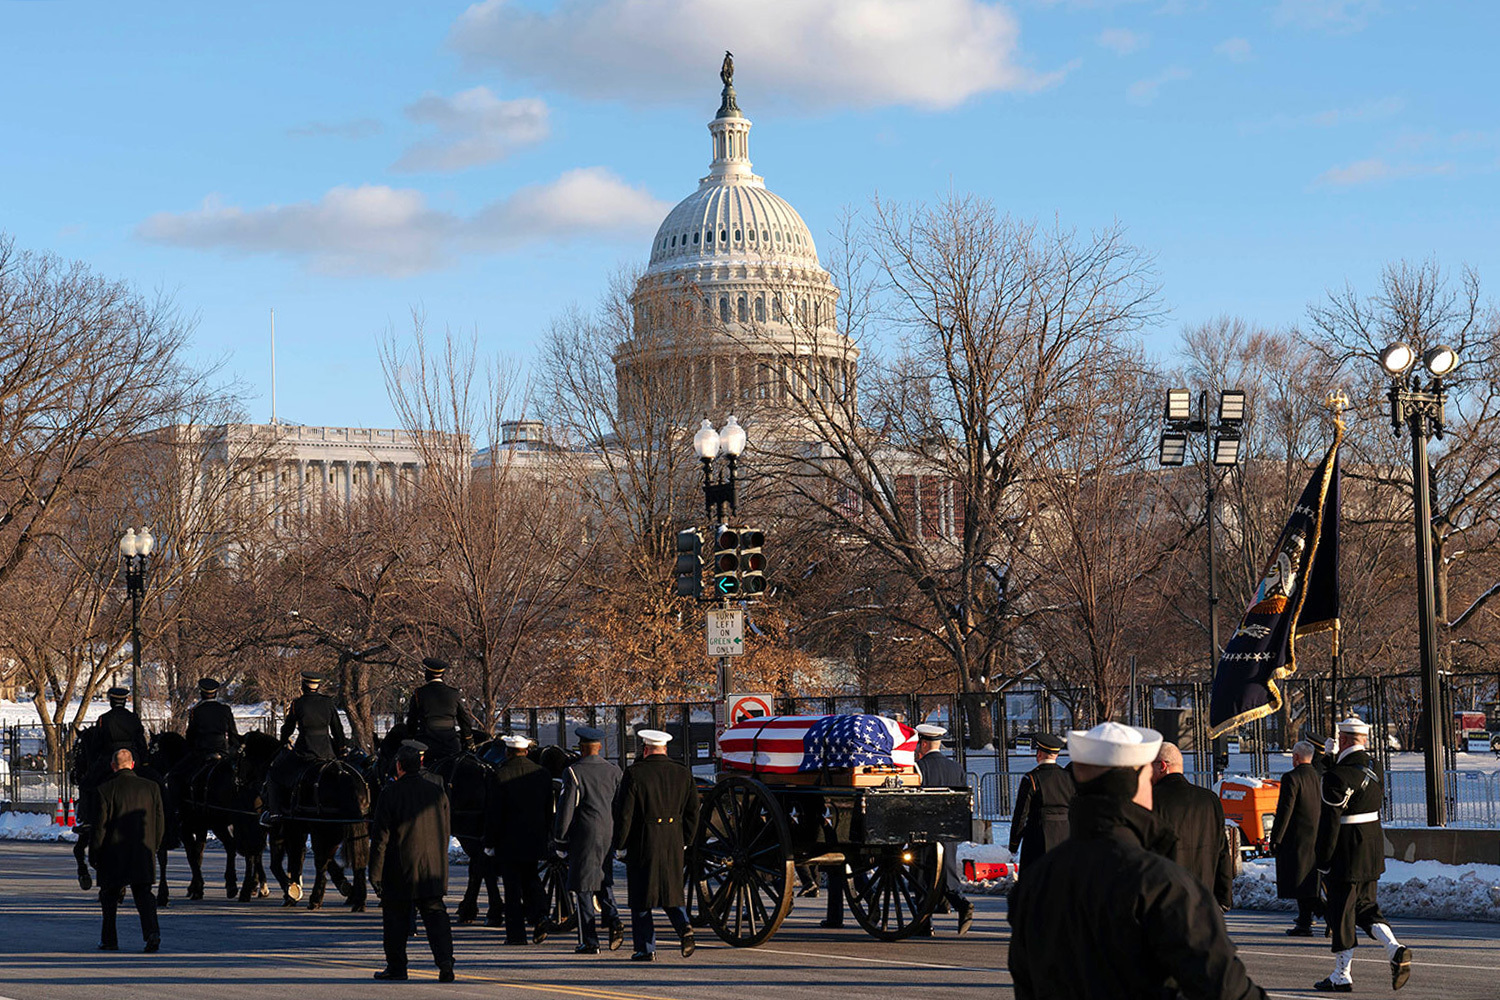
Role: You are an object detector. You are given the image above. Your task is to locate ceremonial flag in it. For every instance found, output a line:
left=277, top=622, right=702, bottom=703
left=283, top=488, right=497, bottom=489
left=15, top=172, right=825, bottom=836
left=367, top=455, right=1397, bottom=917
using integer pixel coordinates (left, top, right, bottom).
left=1209, top=424, right=1342, bottom=737
left=719, top=714, right=917, bottom=774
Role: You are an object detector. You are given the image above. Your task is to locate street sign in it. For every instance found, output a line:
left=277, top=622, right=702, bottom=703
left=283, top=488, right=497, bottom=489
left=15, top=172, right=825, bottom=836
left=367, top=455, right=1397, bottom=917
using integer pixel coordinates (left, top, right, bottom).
left=706, top=608, right=745, bottom=657
left=728, top=693, right=774, bottom=726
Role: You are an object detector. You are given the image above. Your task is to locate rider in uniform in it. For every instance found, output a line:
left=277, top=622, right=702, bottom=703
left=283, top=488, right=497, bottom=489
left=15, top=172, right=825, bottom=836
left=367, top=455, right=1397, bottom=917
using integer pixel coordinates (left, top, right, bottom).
left=913, top=723, right=975, bottom=935
left=405, top=658, right=476, bottom=762
left=263, top=671, right=347, bottom=823
left=182, top=678, right=239, bottom=765
left=78, top=687, right=150, bottom=829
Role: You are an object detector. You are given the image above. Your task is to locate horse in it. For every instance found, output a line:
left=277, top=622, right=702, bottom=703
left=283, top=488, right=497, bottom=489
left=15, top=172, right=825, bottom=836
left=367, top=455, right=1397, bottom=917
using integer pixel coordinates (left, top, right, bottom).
left=160, top=732, right=251, bottom=901
left=223, top=732, right=280, bottom=902
left=269, top=755, right=372, bottom=911
left=429, top=739, right=503, bottom=927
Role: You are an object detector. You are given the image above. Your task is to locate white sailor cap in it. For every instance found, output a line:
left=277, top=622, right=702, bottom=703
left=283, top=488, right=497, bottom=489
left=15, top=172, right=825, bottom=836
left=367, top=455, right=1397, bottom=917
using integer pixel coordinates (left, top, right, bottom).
left=1067, top=721, right=1163, bottom=768
left=915, top=724, right=947, bottom=740
left=637, top=729, right=672, bottom=747
left=1336, top=716, right=1371, bottom=735
left=501, top=734, right=532, bottom=749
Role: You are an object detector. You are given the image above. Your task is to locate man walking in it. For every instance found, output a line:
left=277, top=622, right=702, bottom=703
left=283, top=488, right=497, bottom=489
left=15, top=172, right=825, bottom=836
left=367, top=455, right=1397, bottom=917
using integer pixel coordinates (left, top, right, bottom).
left=614, top=729, right=698, bottom=962
left=370, top=743, right=455, bottom=983
left=264, top=671, right=347, bottom=823
left=1151, top=741, right=1234, bottom=910
left=913, top=723, right=974, bottom=935
left=1314, top=717, right=1411, bottom=993
left=552, top=726, right=625, bottom=953
left=405, top=658, right=476, bottom=762
left=1271, top=740, right=1323, bottom=936
left=1008, top=733, right=1075, bottom=872
left=90, top=749, right=165, bottom=953
left=1008, top=722, right=1266, bottom=1000
left=486, top=734, right=551, bottom=946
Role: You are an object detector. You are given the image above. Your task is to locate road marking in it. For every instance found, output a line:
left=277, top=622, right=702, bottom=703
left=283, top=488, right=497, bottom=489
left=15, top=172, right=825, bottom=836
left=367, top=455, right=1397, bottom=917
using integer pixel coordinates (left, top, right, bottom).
left=1237, top=948, right=1500, bottom=973
left=754, top=946, right=1002, bottom=974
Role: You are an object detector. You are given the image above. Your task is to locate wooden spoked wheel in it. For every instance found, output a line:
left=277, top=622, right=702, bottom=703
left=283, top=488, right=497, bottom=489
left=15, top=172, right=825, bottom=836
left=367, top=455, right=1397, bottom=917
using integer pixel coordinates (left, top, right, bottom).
left=844, top=842, right=942, bottom=941
left=693, top=776, right=795, bottom=947
left=539, top=853, right=577, bottom=932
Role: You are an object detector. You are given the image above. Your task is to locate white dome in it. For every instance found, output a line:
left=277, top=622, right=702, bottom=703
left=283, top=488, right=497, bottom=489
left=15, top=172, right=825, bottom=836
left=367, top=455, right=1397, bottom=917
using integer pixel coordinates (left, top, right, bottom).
left=648, top=181, right=819, bottom=273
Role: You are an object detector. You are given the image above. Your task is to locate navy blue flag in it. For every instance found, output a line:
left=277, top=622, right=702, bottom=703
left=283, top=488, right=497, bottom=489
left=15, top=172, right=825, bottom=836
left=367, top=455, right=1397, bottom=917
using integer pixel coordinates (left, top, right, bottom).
left=1210, top=426, right=1342, bottom=737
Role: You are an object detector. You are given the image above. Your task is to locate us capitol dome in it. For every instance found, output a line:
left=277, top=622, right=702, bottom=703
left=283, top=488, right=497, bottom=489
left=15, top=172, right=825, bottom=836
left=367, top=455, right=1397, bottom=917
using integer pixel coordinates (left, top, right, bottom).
left=613, top=56, right=858, bottom=434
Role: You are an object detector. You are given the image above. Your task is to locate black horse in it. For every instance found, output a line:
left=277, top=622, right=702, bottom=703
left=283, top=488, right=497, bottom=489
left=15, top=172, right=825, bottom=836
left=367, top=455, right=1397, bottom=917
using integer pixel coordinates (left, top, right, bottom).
left=71, top=730, right=176, bottom=906
left=157, top=731, right=253, bottom=901
left=432, top=740, right=504, bottom=927
left=269, top=755, right=372, bottom=911
left=224, top=732, right=280, bottom=902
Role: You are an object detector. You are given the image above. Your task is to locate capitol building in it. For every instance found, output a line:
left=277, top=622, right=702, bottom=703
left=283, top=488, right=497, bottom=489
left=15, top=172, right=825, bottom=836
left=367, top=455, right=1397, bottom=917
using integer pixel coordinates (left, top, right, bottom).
left=611, top=60, right=858, bottom=438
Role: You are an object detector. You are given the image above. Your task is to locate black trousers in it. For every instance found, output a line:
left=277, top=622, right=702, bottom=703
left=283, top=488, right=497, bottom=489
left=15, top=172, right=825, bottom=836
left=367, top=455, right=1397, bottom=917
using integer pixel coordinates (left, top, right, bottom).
left=574, top=886, right=621, bottom=949
left=100, top=882, right=158, bottom=947
left=500, top=861, right=543, bottom=944
left=630, top=906, right=689, bottom=953
left=382, top=896, right=453, bottom=972
left=1296, top=895, right=1322, bottom=929
left=1327, top=878, right=1385, bottom=952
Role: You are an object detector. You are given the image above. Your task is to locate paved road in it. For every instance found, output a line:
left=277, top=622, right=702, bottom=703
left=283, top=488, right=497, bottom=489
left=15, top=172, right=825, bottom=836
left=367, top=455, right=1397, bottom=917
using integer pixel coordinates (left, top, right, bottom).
left=0, top=841, right=1493, bottom=999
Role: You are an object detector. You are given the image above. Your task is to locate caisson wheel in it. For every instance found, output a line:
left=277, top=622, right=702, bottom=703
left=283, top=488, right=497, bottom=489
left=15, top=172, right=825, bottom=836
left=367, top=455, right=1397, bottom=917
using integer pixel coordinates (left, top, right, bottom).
left=692, top=776, right=794, bottom=947
left=844, top=842, right=942, bottom=941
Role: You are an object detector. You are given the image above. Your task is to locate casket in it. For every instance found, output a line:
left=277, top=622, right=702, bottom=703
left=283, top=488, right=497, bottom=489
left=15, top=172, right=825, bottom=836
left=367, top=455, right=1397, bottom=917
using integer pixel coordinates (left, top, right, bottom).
left=719, top=714, right=919, bottom=784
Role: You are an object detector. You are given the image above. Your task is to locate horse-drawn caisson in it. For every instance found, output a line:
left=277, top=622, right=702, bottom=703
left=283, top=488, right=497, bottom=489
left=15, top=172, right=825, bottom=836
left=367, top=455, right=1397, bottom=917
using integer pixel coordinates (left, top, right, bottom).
left=691, top=713, right=973, bottom=946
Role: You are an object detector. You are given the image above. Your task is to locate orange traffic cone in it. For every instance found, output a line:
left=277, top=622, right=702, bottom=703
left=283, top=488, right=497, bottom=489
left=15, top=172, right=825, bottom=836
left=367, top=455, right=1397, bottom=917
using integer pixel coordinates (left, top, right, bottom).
left=66, top=798, right=77, bottom=827
left=54, top=797, right=67, bottom=826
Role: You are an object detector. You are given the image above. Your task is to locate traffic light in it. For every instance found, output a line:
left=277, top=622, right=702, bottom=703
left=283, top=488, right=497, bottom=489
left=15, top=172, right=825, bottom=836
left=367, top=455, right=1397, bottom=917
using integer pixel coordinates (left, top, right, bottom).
left=712, top=526, right=740, bottom=597
left=738, top=528, right=766, bottom=596
left=675, top=529, right=704, bottom=599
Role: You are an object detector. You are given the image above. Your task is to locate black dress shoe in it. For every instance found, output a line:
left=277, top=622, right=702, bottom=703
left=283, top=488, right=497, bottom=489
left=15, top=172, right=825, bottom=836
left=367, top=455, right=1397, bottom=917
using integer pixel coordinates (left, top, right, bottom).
left=1286, top=926, right=1314, bottom=937
left=608, top=923, right=625, bottom=951
left=373, top=969, right=408, bottom=981
left=97, top=942, right=118, bottom=951
left=1392, top=945, right=1412, bottom=990
left=438, top=967, right=456, bottom=983
left=819, top=918, right=843, bottom=929
left=680, top=932, right=696, bottom=958
left=575, top=944, right=600, bottom=955
left=1312, top=978, right=1352, bottom=993
left=144, top=934, right=160, bottom=953
left=533, top=922, right=549, bottom=945
left=630, top=950, right=655, bottom=962
left=957, top=904, right=974, bottom=936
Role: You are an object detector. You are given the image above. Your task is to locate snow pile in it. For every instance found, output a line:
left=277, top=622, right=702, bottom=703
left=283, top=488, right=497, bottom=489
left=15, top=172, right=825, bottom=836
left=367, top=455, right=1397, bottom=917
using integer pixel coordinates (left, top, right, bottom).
left=1235, top=857, right=1500, bottom=923
left=449, top=836, right=469, bottom=867
left=0, top=810, right=78, bottom=842
left=957, top=841, right=1015, bottom=896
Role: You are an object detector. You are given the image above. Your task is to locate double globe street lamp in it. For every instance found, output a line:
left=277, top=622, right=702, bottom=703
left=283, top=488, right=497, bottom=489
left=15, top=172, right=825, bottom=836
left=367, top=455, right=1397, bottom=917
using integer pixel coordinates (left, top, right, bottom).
left=118, top=527, right=155, bottom=716
left=1377, top=341, right=1460, bottom=827
left=692, top=415, right=748, bottom=519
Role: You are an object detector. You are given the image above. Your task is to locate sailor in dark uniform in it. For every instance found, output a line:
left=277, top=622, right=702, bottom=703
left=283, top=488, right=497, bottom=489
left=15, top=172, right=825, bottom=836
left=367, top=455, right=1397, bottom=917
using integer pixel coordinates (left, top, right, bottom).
left=553, top=726, right=625, bottom=953
left=264, top=672, right=347, bottom=823
left=913, top=723, right=974, bottom=935
left=1313, top=716, right=1411, bottom=993
left=1008, top=732, right=1076, bottom=873
left=405, top=658, right=476, bottom=761
left=614, top=729, right=698, bottom=962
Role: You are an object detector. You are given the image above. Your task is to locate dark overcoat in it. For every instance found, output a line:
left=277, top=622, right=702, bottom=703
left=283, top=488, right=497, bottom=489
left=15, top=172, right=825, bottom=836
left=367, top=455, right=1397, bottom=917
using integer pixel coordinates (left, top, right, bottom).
left=278, top=691, right=347, bottom=760
left=614, top=753, right=699, bottom=909
left=486, top=753, right=553, bottom=864
left=370, top=770, right=451, bottom=900
left=1315, top=747, right=1386, bottom=883
left=1008, top=761, right=1076, bottom=868
left=1007, top=786, right=1267, bottom=1000
left=1270, top=762, right=1321, bottom=899
left=1152, top=772, right=1234, bottom=909
left=185, top=700, right=240, bottom=754
left=554, top=753, right=623, bottom=893
left=89, top=769, right=166, bottom=889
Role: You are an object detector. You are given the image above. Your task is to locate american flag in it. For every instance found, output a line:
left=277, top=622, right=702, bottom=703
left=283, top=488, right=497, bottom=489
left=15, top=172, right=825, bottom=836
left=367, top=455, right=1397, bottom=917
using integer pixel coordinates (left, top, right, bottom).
left=719, top=714, right=917, bottom=774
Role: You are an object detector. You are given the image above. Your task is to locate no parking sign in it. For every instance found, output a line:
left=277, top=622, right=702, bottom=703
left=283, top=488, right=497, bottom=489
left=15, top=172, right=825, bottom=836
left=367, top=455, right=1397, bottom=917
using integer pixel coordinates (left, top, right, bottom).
left=727, top=693, right=774, bottom=726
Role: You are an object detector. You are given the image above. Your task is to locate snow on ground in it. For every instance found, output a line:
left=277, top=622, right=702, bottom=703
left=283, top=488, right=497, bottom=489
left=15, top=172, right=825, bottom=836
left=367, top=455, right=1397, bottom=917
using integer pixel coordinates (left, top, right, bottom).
left=1235, top=856, right=1500, bottom=923
left=0, top=811, right=77, bottom=842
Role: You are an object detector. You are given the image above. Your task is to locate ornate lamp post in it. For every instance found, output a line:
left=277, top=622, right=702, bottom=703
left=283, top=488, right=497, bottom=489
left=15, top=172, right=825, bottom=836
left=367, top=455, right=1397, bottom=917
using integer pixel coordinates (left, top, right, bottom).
left=118, top=527, right=155, bottom=716
left=1378, top=341, right=1459, bottom=828
left=693, top=415, right=746, bottom=519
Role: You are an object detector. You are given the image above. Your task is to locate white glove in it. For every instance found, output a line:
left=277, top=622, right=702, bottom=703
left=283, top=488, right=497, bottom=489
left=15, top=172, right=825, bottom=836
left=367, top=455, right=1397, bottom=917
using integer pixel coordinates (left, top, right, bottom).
left=484, top=848, right=495, bottom=857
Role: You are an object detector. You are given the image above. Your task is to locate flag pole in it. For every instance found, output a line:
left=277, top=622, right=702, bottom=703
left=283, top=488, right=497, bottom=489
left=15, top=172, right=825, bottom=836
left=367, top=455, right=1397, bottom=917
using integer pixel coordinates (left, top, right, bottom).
left=1324, top=390, right=1348, bottom=736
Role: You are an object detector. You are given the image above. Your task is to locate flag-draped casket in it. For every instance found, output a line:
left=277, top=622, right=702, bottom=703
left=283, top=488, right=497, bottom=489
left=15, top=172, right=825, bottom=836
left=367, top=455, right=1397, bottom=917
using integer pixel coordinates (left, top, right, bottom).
left=719, top=714, right=918, bottom=775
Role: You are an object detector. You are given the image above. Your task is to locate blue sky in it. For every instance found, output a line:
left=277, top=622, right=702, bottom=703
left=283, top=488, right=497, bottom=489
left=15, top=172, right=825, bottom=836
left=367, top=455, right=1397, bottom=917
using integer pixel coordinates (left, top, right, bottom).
left=3, top=0, right=1496, bottom=432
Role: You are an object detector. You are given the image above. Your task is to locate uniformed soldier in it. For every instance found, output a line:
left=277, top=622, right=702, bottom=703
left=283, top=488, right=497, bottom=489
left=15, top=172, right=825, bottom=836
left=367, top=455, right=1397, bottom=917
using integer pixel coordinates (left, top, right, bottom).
left=182, top=678, right=240, bottom=765
left=405, top=658, right=476, bottom=761
left=263, top=672, right=348, bottom=823
left=614, top=729, right=698, bottom=962
left=485, top=734, right=552, bottom=946
left=552, top=726, right=625, bottom=954
left=79, top=688, right=150, bottom=827
left=913, top=723, right=974, bottom=935
left=1008, top=721, right=1266, bottom=1000
left=1007, top=732, right=1076, bottom=873
left=1313, top=716, right=1411, bottom=993
left=1270, top=740, right=1324, bottom=936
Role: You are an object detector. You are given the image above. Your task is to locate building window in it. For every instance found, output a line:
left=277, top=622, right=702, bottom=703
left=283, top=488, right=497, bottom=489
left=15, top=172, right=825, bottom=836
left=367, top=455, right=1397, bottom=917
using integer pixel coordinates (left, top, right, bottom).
left=706, top=230, right=714, bottom=243
left=720, top=230, right=728, bottom=242
left=774, top=230, right=781, bottom=242
left=737, top=295, right=748, bottom=322
left=772, top=294, right=783, bottom=320
left=762, top=229, right=769, bottom=241
left=671, top=236, right=676, bottom=247
left=755, top=295, right=765, bottom=322
left=693, top=231, right=700, bottom=243
left=720, top=296, right=730, bottom=322
left=734, top=229, right=742, bottom=241
left=748, top=229, right=756, bottom=241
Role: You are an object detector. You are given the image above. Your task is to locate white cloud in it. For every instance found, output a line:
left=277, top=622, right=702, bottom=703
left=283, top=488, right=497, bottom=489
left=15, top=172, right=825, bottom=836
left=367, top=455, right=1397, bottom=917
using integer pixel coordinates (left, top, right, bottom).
left=1273, top=0, right=1378, bottom=33
left=1241, top=96, right=1405, bottom=133
left=1126, top=66, right=1189, bottom=105
left=1097, top=28, right=1147, bottom=55
left=288, top=119, right=384, bottom=140
left=394, top=87, right=550, bottom=173
left=137, top=169, right=670, bottom=276
left=1214, top=37, right=1252, bottom=62
left=1316, top=158, right=1452, bottom=187
left=449, top=0, right=1061, bottom=111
